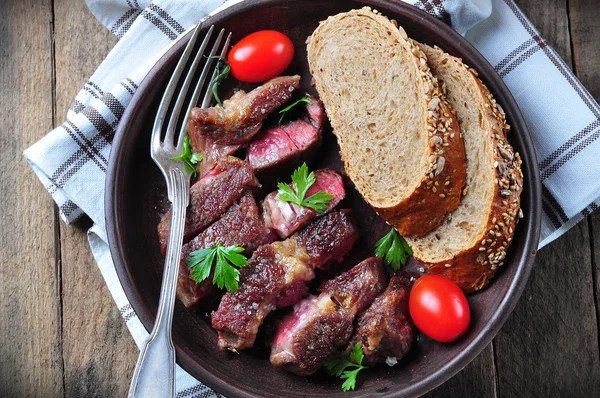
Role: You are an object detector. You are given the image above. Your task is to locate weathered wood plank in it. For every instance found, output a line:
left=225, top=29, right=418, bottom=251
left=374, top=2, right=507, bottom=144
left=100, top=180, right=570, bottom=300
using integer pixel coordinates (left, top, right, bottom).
left=58, top=223, right=138, bottom=397
left=568, top=0, right=600, bottom=370
left=569, top=0, right=600, bottom=99
left=592, top=211, right=600, bottom=365
left=494, top=1, right=600, bottom=394
left=52, top=0, right=137, bottom=396
left=0, top=0, right=64, bottom=396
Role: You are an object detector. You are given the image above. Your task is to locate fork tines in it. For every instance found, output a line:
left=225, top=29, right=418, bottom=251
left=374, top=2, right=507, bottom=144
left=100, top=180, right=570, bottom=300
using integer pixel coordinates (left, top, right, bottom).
left=152, top=24, right=232, bottom=156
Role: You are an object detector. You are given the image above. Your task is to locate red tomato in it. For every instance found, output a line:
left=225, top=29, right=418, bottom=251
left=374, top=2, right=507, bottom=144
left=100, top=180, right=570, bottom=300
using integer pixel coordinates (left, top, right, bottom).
left=409, top=275, right=470, bottom=343
left=228, top=30, right=294, bottom=83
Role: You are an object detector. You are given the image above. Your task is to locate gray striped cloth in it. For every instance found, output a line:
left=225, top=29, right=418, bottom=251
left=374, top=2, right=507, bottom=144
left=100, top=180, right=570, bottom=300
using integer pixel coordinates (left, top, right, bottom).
left=23, top=0, right=600, bottom=396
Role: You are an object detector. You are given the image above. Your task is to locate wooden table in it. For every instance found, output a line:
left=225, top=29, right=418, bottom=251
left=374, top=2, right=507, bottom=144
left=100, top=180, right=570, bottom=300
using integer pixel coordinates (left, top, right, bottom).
left=1, top=0, right=599, bottom=396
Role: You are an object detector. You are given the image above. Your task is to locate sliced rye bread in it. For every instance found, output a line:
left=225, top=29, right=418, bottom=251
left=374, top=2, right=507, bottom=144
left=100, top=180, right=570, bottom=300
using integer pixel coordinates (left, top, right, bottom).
left=306, top=7, right=466, bottom=236
left=406, top=43, right=524, bottom=292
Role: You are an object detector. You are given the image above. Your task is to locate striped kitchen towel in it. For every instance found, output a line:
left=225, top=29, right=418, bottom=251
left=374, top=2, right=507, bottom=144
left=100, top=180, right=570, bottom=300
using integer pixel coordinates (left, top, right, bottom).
left=23, top=0, right=600, bottom=396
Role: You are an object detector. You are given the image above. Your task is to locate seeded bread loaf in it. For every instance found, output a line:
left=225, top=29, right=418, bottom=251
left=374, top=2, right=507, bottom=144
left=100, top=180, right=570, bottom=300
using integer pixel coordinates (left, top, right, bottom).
left=406, top=43, right=523, bottom=292
left=306, top=8, right=466, bottom=236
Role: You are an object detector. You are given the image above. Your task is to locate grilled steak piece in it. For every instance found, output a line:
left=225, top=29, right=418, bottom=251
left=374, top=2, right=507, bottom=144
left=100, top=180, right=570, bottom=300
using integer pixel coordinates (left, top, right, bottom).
left=211, top=210, right=359, bottom=351
left=262, top=169, right=345, bottom=239
left=157, top=157, right=259, bottom=255
left=247, top=94, right=324, bottom=179
left=270, top=257, right=386, bottom=375
left=347, top=274, right=416, bottom=367
left=272, top=295, right=349, bottom=372
left=177, top=193, right=274, bottom=309
left=275, top=281, right=309, bottom=308
left=188, top=75, right=301, bottom=173
left=294, top=209, right=358, bottom=269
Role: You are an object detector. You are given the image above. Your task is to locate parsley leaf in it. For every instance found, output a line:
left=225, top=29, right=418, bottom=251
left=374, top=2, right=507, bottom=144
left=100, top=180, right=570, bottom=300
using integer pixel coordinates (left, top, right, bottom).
left=278, top=95, right=312, bottom=125
left=188, top=247, right=215, bottom=283
left=187, top=243, right=248, bottom=292
left=276, top=183, right=298, bottom=204
left=349, top=342, right=365, bottom=364
left=374, top=228, right=413, bottom=271
left=302, top=191, right=334, bottom=213
left=323, top=354, right=348, bottom=378
left=209, top=56, right=230, bottom=106
left=341, top=369, right=362, bottom=392
left=276, top=163, right=333, bottom=213
left=323, top=344, right=368, bottom=392
left=169, top=136, right=202, bottom=177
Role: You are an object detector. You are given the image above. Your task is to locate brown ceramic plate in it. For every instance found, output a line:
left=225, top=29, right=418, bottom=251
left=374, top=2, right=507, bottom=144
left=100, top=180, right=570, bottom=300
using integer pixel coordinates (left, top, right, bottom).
left=106, top=0, right=541, bottom=396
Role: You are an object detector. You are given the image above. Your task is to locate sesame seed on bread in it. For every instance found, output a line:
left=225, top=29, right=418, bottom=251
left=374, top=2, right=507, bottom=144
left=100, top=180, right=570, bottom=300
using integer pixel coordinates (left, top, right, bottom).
left=306, top=7, right=466, bottom=236
left=406, top=43, right=523, bottom=292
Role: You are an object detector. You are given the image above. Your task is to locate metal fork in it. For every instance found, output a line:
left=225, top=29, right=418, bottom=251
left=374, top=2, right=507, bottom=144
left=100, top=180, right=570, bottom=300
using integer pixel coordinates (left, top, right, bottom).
left=128, top=24, right=231, bottom=398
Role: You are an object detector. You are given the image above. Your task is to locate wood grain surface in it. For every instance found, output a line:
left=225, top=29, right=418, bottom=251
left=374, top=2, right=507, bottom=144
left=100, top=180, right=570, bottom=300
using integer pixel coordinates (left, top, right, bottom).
left=569, top=2, right=600, bottom=390
left=0, top=0, right=598, bottom=397
left=0, top=1, right=63, bottom=397
left=52, top=1, right=137, bottom=397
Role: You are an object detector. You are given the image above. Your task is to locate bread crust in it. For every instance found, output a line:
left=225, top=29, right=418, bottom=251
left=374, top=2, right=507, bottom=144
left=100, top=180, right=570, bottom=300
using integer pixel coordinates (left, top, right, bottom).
left=411, top=44, right=523, bottom=292
left=307, top=8, right=466, bottom=237
left=374, top=86, right=466, bottom=236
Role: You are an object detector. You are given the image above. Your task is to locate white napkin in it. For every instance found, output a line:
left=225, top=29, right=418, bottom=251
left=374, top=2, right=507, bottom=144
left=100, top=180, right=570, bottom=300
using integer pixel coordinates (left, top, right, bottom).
left=23, top=0, right=600, bottom=395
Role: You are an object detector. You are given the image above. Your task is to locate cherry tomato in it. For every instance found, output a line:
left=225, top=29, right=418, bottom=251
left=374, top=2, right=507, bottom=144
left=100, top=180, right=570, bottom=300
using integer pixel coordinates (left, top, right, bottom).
left=228, top=30, right=294, bottom=83
left=409, top=275, right=470, bottom=343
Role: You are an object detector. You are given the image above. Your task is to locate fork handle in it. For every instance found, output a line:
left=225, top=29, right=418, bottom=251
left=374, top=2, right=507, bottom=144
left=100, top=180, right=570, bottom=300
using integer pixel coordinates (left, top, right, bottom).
left=128, top=168, right=190, bottom=398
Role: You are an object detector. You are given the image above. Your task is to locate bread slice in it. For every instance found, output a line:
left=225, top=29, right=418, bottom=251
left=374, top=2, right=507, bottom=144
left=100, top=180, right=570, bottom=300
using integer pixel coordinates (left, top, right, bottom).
left=406, top=43, right=523, bottom=292
left=306, top=7, right=466, bottom=236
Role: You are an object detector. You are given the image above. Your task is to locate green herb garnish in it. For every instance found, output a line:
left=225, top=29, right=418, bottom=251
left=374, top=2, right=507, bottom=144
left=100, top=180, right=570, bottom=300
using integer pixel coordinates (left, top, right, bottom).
left=278, top=95, right=312, bottom=125
left=169, top=136, right=202, bottom=177
left=374, top=228, right=413, bottom=271
left=323, top=343, right=368, bottom=392
left=187, top=243, right=248, bottom=291
left=210, top=56, right=230, bottom=106
left=277, top=163, right=333, bottom=213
